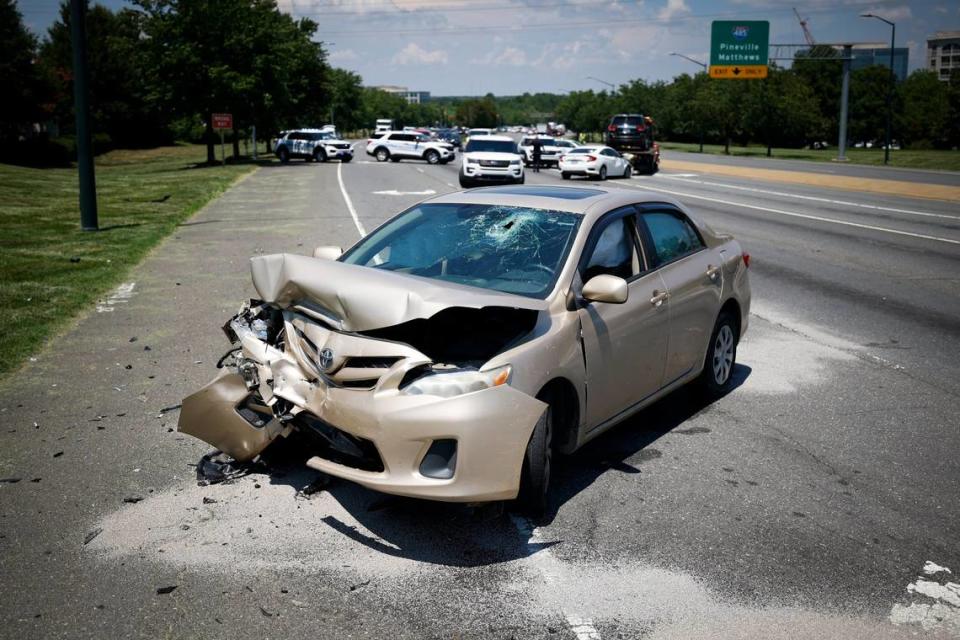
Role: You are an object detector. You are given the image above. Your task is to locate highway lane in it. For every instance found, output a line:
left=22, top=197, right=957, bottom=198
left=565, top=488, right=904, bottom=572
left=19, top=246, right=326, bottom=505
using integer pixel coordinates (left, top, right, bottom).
left=1, top=150, right=958, bottom=639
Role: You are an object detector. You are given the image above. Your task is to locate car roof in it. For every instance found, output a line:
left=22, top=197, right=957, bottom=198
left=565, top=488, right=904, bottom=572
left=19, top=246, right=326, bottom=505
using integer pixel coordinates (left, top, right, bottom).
left=424, top=185, right=683, bottom=217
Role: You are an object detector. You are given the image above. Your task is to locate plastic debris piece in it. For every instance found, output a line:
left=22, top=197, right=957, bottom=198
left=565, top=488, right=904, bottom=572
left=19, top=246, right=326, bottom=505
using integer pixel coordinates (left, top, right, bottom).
left=83, top=528, right=103, bottom=545
left=156, top=586, right=178, bottom=595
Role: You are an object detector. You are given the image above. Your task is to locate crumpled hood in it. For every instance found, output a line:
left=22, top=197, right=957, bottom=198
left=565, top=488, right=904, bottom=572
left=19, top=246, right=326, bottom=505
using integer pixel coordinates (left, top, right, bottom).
left=250, top=253, right=547, bottom=332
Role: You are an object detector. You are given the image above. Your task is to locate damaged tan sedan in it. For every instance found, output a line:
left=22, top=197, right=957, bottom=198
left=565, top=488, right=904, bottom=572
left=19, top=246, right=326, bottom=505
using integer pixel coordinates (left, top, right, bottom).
left=179, top=185, right=750, bottom=512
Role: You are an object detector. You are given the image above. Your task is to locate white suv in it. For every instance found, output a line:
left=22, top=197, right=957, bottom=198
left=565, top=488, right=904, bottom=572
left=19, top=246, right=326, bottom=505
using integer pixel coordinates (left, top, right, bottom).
left=458, top=135, right=524, bottom=188
left=274, top=129, right=354, bottom=163
left=365, top=131, right=455, bottom=165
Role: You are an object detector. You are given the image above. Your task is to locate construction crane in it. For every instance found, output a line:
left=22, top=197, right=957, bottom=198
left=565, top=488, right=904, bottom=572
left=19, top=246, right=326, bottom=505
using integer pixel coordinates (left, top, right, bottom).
left=793, top=7, right=816, bottom=45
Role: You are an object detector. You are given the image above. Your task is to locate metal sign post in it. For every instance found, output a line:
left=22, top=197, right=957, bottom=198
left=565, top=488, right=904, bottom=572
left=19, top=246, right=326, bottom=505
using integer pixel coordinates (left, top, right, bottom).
left=710, top=21, right=770, bottom=79
left=211, top=113, right=233, bottom=166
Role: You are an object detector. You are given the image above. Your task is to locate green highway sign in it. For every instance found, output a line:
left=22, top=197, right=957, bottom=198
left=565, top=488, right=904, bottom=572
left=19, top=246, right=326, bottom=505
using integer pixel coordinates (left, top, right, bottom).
left=710, top=20, right=769, bottom=79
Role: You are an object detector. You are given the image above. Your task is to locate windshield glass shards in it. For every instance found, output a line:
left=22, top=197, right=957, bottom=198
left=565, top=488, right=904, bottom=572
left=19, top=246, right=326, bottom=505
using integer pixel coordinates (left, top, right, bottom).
left=341, top=203, right=581, bottom=298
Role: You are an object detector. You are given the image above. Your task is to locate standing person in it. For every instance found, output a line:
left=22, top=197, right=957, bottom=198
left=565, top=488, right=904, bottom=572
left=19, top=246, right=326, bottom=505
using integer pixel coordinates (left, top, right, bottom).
left=531, top=136, right=543, bottom=173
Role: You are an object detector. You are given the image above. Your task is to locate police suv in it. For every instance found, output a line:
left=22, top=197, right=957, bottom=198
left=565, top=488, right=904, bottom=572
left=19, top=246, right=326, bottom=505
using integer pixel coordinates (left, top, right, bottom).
left=274, top=129, right=354, bottom=163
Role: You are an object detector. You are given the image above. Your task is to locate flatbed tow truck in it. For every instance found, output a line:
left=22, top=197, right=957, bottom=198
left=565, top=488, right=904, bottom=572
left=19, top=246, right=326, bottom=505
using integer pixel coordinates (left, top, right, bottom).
left=605, top=114, right=660, bottom=175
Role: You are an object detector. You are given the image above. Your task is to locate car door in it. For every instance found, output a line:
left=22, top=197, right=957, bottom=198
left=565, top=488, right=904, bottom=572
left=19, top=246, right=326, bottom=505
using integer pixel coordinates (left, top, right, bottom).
left=637, top=207, right=724, bottom=385
left=576, top=208, right=670, bottom=429
left=609, top=148, right=627, bottom=175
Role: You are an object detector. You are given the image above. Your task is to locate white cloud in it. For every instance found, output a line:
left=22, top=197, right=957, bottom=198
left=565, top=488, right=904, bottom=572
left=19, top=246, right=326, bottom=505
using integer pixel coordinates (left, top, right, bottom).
left=860, top=5, right=912, bottom=21
left=390, top=43, right=449, bottom=65
left=329, top=48, right=359, bottom=63
left=495, top=47, right=528, bottom=66
left=657, top=0, right=690, bottom=20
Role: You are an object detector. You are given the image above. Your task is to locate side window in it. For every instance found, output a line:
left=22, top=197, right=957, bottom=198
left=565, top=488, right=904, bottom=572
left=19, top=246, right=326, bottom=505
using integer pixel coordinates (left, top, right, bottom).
left=642, top=212, right=704, bottom=265
left=581, top=215, right=639, bottom=282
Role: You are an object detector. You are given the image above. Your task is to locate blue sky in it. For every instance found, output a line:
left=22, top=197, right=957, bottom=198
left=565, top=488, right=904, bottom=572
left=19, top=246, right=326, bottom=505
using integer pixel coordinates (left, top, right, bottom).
left=19, top=0, right=958, bottom=95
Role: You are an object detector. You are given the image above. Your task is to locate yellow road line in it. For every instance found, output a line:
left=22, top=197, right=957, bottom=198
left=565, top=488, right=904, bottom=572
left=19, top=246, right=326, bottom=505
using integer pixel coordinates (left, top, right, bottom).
left=661, top=159, right=960, bottom=203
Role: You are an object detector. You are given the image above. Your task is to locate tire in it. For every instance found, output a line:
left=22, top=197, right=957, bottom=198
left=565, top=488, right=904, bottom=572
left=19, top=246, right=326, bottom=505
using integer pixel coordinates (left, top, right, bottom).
left=652, top=158, right=660, bottom=174
left=516, top=402, right=553, bottom=516
left=277, top=147, right=290, bottom=164
left=598, top=165, right=607, bottom=181
left=375, top=147, right=390, bottom=162
left=424, top=150, right=440, bottom=165
left=516, top=174, right=525, bottom=185
left=561, top=172, right=570, bottom=180
left=390, top=157, right=401, bottom=163
left=698, top=311, right=738, bottom=397
left=340, top=155, right=352, bottom=163
left=623, top=164, right=632, bottom=179
left=458, top=176, right=473, bottom=188
left=313, top=148, right=327, bottom=163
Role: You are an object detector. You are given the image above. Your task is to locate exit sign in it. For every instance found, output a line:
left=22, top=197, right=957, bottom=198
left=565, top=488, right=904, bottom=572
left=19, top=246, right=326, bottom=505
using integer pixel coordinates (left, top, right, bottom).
left=710, top=21, right=769, bottom=79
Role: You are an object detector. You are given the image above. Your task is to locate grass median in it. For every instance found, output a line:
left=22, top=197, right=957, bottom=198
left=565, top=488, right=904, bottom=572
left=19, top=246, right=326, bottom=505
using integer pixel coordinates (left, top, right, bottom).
left=0, top=145, right=254, bottom=379
left=659, top=142, right=960, bottom=171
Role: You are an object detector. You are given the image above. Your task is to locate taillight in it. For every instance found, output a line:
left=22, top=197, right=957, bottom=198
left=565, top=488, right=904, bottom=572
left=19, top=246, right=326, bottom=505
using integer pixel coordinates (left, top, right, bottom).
left=636, top=125, right=646, bottom=132
left=586, top=155, right=597, bottom=162
left=742, top=253, right=751, bottom=268
left=607, top=125, right=616, bottom=132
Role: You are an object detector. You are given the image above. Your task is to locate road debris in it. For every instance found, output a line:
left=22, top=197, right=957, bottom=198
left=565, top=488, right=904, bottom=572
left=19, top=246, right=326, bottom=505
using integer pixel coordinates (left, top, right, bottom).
left=196, top=450, right=265, bottom=486
left=123, top=497, right=144, bottom=504
left=156, top=586, right=178, bottom=595
left=83, top=528, right=103, bottom=545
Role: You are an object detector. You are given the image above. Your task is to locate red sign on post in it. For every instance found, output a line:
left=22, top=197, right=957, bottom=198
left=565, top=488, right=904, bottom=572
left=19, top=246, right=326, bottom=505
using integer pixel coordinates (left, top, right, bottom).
left=212, top=113, right=233, bottom=130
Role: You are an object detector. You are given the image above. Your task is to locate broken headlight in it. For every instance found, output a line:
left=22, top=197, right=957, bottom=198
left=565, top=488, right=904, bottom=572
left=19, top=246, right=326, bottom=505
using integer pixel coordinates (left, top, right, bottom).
left=401, top=365, right=511, bottom=399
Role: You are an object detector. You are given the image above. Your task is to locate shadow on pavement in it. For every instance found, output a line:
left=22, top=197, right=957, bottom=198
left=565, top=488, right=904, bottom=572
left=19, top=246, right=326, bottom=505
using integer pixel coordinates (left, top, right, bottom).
left=244, top=364, right=750, bottom=568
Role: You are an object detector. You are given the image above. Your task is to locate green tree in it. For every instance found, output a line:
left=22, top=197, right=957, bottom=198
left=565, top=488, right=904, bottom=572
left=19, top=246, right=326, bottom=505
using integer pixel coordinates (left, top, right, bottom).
left=327, top=68, right=363, bottom=132
left=0, top=0, right=44, bottom=145
left=792, top=45, right=842, bottom=142
left=848, top=65, right=891, bottom=146
left=896, top=70, right=949, bottom=148
left=38, top=3, right=170, bottom=149
left=454, top=97, right=498, bottom=128
left=135, top=0, right=328, bottom=163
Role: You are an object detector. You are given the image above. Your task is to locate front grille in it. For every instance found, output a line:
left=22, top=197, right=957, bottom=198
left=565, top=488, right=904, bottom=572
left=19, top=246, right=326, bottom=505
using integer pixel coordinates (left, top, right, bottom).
left=479, top=159, right=510, bottom=167
left=294, top=412, right=384, bottom=472
left=343, top=357, right=402, bottom=368
left=335, top=143, right=351, bottom=149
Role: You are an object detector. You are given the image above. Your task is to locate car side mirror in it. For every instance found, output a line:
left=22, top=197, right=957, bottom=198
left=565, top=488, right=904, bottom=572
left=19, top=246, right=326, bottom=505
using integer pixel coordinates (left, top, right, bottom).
left=312, top=245, right=343, bottom=260
left=582, top=274, right=628, bottom=304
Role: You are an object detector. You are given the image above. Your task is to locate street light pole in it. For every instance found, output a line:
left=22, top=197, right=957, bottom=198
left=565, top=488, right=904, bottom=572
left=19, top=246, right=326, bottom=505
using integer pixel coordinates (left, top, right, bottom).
left=670, top=53, right=708, bottom=153
left=861, top=13, right=895, bottom=165
left=585, top=76, right=616, bottom=90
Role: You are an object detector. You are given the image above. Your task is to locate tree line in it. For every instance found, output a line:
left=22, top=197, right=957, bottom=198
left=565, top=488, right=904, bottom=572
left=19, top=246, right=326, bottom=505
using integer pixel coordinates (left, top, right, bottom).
left=4, top=0, right=959, bottom=167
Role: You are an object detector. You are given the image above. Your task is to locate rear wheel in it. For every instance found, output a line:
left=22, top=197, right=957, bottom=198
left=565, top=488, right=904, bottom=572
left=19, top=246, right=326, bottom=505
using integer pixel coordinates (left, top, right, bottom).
left=516, top=402, right=553, bottom=516
left=623, top=164, right=632, bottom=179
left=424, top=149, right=440, bottom=165
left=375, top=147, right=390, bottom=162
left=598, top=165, right=607, bottom=181
left=561, top=172, right=570, bottom=180
left=698, top=311, right=739, bottom=397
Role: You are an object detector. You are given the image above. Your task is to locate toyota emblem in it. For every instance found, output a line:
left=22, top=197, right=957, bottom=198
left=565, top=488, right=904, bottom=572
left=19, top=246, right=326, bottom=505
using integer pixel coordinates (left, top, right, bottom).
left=318, top=348, right=335, bottom=372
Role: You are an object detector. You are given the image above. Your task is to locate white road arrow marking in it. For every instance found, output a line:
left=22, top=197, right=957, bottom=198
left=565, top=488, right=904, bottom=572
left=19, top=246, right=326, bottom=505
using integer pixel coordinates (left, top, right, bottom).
left=372, top=189, right=436, bottom=196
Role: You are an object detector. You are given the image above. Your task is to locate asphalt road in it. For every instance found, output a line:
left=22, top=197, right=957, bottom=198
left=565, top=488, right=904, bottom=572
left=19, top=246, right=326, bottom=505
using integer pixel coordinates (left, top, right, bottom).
left=1, top=146, right=958, bottom=640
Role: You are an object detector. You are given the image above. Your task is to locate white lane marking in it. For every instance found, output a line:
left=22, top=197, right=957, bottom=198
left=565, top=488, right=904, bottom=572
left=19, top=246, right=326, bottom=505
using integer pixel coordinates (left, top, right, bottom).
left=663, top=172, right=700, bottom=178
left=621, top=182, right=960, bottom=246
left=96, top=282, right=136, bottom=313
left=658, top=174, right=960, bottom=221
left=890, top=561, right=960, bottom=635
left=371, top=189, right=436, bottom=196
left=416, top=167, right=425, bottom=173
left=337, top=160, right=366, bottom=236
left=565, top=614, right=602, bottom=640
left=446, top=182, right=456, bottom=188
left=926, top=561, right=954, bottom=576
left=509, top=514, right=601, bottom=639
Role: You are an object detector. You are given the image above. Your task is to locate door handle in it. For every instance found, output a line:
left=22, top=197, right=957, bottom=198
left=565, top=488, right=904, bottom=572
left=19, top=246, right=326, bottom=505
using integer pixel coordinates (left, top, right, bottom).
left=706, top=265, right=721, bottom=280
left=650, top=290, right=670, bottom=307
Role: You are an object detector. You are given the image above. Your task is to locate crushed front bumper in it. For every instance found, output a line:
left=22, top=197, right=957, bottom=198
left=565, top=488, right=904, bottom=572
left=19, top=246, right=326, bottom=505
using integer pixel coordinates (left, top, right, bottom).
left=178, top=308, right=546, bottom=502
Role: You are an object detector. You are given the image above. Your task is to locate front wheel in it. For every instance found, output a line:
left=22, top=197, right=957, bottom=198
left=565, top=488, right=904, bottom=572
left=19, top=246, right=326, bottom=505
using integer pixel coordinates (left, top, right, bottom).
left=458, top=176, right=473, bottom=188
left=277, top=147, right=290, bottom=163
left=561, top=171, right=570, bottom=180
left=424, top=150, right=440, bottom=165
left=375, top=148, right=390, bottom=162
left=516, top=403, right=553, bottom=516
left=623, top=164, right=632, bottom=179
left=340, top=155, right=352, bottom=163
left=516, top=174, right=525, bottom=185
left=698, top=311, right=739, bottom=397
left=313, top=148, right=327, bottom=163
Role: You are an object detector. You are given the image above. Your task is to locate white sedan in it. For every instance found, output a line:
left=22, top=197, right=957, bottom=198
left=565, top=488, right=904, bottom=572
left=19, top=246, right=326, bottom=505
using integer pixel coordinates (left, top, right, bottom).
left=559, top=145, right=632, bottom=181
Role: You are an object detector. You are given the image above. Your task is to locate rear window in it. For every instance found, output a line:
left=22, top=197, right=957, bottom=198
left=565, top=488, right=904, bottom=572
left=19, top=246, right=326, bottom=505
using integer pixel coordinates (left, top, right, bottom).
left=569, top=148, right=593, bottom=154
left=611, top=116, right=644, bottom=126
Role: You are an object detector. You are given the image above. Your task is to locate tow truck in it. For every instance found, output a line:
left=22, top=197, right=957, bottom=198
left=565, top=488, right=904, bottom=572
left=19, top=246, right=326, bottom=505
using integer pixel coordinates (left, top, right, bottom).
left=605, top=113, right=660, bottom=174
